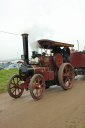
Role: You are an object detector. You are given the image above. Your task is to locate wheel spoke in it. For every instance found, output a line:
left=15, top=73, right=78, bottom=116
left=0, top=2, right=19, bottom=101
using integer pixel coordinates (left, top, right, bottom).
left=65, top=78, right=68, bottom=83
left=58, top=63, right=74, bottom=90
left=33, top=88, right=36, bottom=91
left=11, top=82, right=14, bottom=85
left=17, top=77, right=20, bottom=85
left=38, top=78, right=40, bottom=83
left=17, top=77, right=18, bottom=84
left=10, top=86, right=15, bottom=89
left=68, top=75, right=72, bottom=79
left=32, top=84, right=37, bottom=89
left=18, top=88, right=20, bottom=93
left=63, top=73, right=68, bottom=77
left=65, top=66, right=68, bottom=73
left=64, top=75, right=71, bottom=86
left=40, top=88, right=43, bottom=94
left=15, top=88, right=16, bottom=96
left=13, top=78, right=15, bottom=85
left=33, top=80, right=37, bottom=86
left=40, top=83, right=43, bottom=86
left=30, top=74, right=45, bottom=100
left=8, top=75, right=24, bottom=98
left=35, top=89, right=38, bottom=96
left=12, top=88, right=16, bottom=94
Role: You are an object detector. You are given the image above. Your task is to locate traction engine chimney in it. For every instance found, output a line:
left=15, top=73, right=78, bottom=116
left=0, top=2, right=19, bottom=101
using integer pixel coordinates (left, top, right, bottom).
left=21, top=33, right=29, bottom=65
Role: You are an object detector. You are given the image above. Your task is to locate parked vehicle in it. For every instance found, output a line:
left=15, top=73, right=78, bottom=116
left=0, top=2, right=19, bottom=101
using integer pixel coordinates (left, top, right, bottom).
left=4, top=63, right=22, bottom=70
left=0, top=63, right=10, bottom=70
left=0, top=65, right=4, bottom=70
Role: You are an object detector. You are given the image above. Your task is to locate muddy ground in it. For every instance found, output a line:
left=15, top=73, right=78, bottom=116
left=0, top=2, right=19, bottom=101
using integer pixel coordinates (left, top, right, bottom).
left=0, top=75, right=85, bottom=128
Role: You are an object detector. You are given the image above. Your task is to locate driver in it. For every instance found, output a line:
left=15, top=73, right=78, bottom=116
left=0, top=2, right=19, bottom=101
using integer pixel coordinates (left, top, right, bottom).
left=62, top=47, right=70, bottom=63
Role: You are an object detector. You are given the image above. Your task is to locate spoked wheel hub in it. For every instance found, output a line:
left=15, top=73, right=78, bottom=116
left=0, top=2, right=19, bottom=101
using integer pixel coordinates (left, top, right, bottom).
left=58, top=63, right=74, bottom=90
left=7, top=75, right=24, bottom=98
left=29, top=74, right=45, bottom=100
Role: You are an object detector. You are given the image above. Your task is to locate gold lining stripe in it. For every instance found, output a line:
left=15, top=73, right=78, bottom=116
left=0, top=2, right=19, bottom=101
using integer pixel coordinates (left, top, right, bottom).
left=31, top=65, right=35, bottom=74
left=55, top=42, right=74, bottom=47
left=21, top=74, right=25, bottom=76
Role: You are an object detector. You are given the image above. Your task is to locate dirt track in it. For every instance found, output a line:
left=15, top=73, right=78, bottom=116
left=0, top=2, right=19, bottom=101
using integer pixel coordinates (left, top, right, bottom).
left=0, top=75, right=85, bottom=128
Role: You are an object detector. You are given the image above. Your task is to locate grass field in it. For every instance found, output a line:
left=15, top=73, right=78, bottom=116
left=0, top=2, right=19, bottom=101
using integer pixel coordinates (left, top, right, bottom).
left=0, top=69, right=19, bottom=93
left=82, top=126, right=85, bottom=128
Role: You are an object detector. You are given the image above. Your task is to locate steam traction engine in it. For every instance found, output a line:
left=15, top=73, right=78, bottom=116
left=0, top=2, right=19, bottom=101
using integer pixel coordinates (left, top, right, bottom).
left=7, top=34, right=74, bottom=100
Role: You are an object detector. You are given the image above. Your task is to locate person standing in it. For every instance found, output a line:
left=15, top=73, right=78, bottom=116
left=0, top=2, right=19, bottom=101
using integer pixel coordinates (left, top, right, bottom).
left=62, top=47, right=70, bottom=63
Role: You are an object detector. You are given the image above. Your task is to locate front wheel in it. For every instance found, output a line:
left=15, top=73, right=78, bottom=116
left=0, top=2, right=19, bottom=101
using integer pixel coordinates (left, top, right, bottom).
left=7, top=75, right=24, bottom=98
left=29, top=74, right=45, bottom=100
left=58, top=63, right=74, bottom=90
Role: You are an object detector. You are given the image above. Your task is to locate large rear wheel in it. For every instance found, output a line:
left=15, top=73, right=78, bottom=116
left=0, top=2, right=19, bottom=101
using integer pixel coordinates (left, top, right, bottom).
left=58, top=63, right=74, bottom=90
left=7, top=75, right=24, bottom=98
left=29, top=74, right=45, bottom=100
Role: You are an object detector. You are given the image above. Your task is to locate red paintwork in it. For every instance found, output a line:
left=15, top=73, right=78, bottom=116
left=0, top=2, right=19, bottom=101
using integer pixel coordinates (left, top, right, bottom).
left=42, top=72, right=48, bottom=81
left=70, top=52, right=85, bottom=67
left=32, top=63, right=54, bottom=81
left=17, top=60, right=24, bottom=65
left=53, top=53, right=63, bottom=67
left=39, top=56, right=54, bottom=69
left=20, top=78, right=30, bottom=90
left=49, top=71, right=54, bottom=80
left=42, top=71, right=54, bottom=81
left=30, top=56, right=55, bottom=81
left=49, top=56, right=54, bottom=68
left=39, top=56, right=44, bottom=63
left=32, top=65, right=45, bottom=74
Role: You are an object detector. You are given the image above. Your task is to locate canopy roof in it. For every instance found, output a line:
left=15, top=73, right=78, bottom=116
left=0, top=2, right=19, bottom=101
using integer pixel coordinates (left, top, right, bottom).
left=38, top=39, right=74, bottom=49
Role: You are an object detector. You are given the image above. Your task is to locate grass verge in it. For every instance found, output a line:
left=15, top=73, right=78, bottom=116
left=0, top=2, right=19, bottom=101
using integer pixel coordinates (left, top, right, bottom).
left=82, top=126, right=85, bottom=128
left=0, top=69, right=18, bottom=93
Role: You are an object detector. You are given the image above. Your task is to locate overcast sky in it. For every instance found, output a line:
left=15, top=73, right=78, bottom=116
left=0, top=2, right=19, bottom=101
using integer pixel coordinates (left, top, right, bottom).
left=0, top=0, right=85, bottom=60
